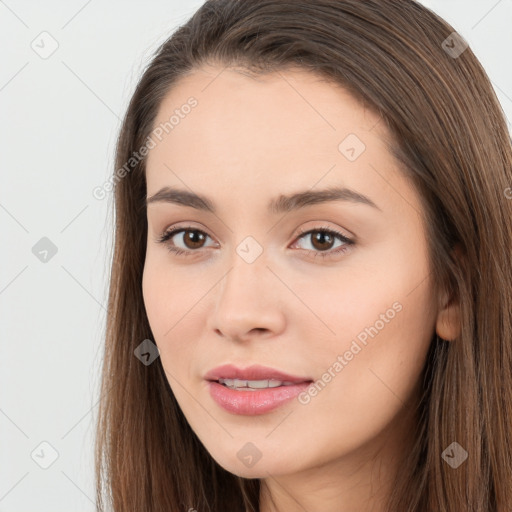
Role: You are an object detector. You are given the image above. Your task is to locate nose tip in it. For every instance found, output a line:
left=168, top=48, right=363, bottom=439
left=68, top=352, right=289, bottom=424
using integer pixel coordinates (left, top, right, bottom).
left=206, top=248, right=289, bottom=342
left=214, top=325, right=272, bottom=342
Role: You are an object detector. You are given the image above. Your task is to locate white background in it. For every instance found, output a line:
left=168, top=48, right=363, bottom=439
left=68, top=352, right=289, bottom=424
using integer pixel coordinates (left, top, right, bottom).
left=1, top=1, right=511, bottom=510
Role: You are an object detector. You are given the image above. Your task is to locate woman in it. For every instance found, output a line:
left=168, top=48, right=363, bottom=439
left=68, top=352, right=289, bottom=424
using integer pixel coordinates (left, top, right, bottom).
left=95, top=1, right=512, bottom=510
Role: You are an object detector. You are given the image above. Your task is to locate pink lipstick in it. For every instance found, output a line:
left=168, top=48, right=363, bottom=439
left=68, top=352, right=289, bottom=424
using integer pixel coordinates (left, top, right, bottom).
left=204, top=364, right=313, bottom=415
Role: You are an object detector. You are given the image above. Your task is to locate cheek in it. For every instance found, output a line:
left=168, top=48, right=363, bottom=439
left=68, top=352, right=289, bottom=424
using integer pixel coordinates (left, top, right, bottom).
left=298, top=242, right=435, bottom=427
left=141, top=258, right=202, bottom=373
left=142, top=259, right=170, bottom=339
left=293, top=246, right=432, bottom=354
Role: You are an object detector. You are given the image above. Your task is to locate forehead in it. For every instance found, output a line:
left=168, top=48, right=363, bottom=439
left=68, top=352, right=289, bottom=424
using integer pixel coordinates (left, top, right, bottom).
left=145, top=65, right=418, bottom=218
left=149, top=65, right=384, bottom=153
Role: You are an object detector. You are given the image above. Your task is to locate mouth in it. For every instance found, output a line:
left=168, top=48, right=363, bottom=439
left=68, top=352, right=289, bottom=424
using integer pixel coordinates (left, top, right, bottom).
left=204, top=364, right=314, bottom=415
left=215, top=378, right=305, bottom=390
left=204, top=363, right=313, bottom=386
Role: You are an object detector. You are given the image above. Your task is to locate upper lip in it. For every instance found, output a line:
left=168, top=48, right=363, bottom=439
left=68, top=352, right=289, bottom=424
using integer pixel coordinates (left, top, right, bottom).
left=204, top=364, right=313, bottom=383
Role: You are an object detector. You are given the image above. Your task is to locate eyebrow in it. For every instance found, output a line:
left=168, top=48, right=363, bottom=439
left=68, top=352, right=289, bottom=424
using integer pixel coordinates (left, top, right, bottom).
left=146, top=185, right=381, bottom=214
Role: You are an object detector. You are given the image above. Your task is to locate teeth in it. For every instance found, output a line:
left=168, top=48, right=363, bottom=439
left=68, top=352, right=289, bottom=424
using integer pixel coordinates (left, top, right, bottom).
left=218, top=378, right=293, bottom=390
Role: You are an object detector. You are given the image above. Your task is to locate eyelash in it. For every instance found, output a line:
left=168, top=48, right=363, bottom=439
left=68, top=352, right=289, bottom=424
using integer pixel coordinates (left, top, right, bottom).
left=156, top=224, right=354, bottom=260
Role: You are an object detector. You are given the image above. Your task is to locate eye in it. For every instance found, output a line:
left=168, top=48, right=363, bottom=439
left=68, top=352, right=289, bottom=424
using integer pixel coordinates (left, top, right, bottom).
left=291, top=225, right=354, bottom=259
left=156, top=224, right=354, bottom=259
left=156, top=226, right=216, bottom=257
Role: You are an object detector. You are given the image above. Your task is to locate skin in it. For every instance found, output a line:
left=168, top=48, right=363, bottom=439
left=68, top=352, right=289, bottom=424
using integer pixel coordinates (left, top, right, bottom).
left=142, top=65, right=460, bottom=512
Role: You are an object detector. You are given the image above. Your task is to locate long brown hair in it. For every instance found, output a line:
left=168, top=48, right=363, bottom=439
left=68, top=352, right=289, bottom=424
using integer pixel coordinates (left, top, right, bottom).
left=95, top=1, right=512, bottom=510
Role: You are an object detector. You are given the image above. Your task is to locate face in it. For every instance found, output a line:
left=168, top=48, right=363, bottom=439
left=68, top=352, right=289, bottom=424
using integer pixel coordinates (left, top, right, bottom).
left=142, top=65, right=439, bottom=480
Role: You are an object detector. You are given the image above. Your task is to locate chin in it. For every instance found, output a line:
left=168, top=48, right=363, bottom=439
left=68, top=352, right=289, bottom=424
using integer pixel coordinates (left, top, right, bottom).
left=207, top=447, right=299, bottom=479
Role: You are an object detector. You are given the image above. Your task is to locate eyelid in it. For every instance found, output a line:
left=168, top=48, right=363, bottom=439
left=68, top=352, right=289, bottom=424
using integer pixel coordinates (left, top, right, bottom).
left=154, top=220, right=213, bottom=239
left=154, top=222, right=217, bottom=246
left=157, top=220, right=353, bottom=241
left=290, top=224, right=354, bottom=254
left=293, top=221, right=355, bottom=241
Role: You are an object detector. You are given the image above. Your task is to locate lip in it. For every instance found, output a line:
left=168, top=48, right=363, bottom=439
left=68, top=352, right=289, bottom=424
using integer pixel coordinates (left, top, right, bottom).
left=204, top=364, right=312, bottom=383
left=204, top=364, right=313, bottom=415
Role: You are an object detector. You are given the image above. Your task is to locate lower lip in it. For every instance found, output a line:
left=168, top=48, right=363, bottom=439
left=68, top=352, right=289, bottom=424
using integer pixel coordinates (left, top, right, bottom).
left=208, top=381, right=311, bottom=415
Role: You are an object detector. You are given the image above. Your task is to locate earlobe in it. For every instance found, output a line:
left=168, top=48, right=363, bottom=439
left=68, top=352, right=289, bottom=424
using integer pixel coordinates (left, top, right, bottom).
left=435, top=292, right=461, bottom=341
left=435, top=244, right=463, bottom=341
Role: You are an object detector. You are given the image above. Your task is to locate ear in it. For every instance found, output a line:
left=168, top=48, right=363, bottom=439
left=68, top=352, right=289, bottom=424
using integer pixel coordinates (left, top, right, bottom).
left=435, top=244, right=463, bottom=341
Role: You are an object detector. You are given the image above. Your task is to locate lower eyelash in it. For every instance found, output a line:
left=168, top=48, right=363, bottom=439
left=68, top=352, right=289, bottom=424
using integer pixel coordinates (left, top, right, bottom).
left=157, top=226, right=353, bottom=258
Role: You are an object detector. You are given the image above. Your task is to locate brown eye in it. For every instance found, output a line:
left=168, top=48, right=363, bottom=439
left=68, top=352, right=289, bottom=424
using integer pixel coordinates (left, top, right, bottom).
left=181, top=229, right=207, bottom=249
left=292, top=226, right=354, bottom=259
left=309, top=231, right=337, bottom=251
left=157, top=227, right=214, bottom=256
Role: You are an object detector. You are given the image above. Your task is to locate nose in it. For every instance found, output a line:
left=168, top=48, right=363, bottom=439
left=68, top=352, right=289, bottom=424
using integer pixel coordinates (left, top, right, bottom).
left=208, top=251, right=286, bottom=343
